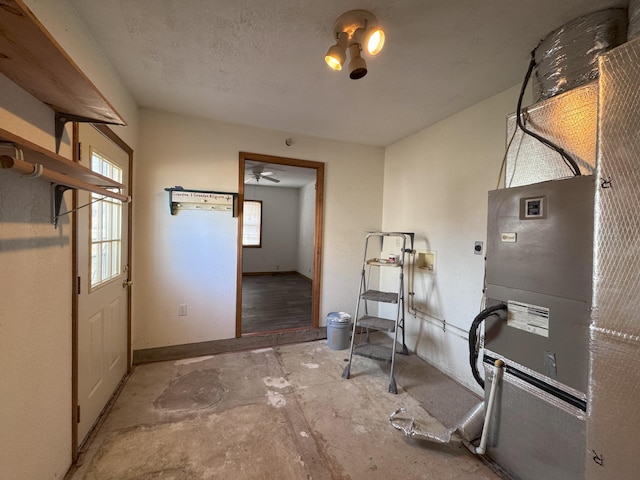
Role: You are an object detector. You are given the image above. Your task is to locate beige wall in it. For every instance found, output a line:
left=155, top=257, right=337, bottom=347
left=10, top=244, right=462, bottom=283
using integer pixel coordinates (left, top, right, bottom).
left=133, top=108, right=385, bottom=349
left=0, top=2, right=138, bottom=478
left=242, top=186, right=300, bottom=273
left=0, top=168, right=73, bottom=480
left=297, top=181, right=316, bottom=278
left=382, top=85, right=520, bottom=393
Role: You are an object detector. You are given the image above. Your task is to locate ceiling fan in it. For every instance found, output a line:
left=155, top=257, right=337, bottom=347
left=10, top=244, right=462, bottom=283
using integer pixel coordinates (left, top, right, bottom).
left=248, top=165, right=280, bottom=183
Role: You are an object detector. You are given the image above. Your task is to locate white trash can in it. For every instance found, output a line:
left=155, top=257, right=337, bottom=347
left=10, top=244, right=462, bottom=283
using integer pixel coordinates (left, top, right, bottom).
left=326, top=312, right=352, bottom=350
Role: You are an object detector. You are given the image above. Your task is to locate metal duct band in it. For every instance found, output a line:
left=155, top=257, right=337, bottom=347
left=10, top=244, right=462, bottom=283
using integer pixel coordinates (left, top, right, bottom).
left=482, top=355, right=586, bottom=480
left=483, top=354, right=586, bottom=412
left=630, top=0, right=640, bottom=40
left=533, top=8, right=627, bottom=102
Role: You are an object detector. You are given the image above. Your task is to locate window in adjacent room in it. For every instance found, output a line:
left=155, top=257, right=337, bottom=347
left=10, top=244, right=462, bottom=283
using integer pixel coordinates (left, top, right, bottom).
left=243, top=200, right=262, bottom=247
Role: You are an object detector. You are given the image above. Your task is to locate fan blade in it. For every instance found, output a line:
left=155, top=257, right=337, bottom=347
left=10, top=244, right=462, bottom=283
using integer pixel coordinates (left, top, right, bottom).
left=261, top=175, right=280, bottom=183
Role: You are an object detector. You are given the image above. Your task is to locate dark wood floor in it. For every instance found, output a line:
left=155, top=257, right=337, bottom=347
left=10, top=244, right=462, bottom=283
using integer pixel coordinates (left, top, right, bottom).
left=241, top=273, right=312, bottom=334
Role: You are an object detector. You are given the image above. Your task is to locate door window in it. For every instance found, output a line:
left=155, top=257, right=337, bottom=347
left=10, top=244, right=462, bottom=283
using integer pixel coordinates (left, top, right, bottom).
left=90, top=149, right=123, bottom=289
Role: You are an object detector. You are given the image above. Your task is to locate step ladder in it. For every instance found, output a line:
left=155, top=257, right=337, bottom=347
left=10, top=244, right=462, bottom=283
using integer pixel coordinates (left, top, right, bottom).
left=342, top=231, right=414, bottom=393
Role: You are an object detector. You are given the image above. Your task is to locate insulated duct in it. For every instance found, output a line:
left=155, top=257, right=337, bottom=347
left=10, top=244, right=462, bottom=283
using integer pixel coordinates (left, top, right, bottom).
left=389, top=402, right=484, bottom=445
left=533, top=8, right=627, bottom=103
left=586, top=36, right=640, bottom=480
left=390, top=363, right=504, bottom=455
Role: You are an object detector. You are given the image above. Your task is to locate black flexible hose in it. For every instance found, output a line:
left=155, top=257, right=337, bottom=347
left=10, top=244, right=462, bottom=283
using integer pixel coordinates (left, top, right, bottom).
left=468, top=303, right=507, bottom=389
left=516, top=51, right=582, bottom=177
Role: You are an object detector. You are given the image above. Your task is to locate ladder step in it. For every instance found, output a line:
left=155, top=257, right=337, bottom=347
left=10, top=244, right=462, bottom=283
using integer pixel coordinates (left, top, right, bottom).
left=357, top=315, right=396, bottom=332
left=353, top=344, right=393, bottom=362
left=361, top=289, right=398, bottom=303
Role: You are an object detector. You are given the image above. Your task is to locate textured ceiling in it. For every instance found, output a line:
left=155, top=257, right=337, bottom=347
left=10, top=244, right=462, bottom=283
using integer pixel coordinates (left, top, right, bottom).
left=68, top=0, right=624, bottom=147
left=244, top=159, right=316, bottom=188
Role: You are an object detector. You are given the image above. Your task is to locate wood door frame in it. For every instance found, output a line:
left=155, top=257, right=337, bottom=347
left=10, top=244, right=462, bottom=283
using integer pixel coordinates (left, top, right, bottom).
left=236, top=152, right=324, bottom=337
left=71, top=123, right=133, bottom=460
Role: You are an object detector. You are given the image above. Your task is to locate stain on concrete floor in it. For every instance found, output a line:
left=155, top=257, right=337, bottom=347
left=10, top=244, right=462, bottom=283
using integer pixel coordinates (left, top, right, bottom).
left=70, top=340, right=500, bottom=480
left=154, top=369, right=225, bottom=411
left=82, top=405, right=308, bottom=480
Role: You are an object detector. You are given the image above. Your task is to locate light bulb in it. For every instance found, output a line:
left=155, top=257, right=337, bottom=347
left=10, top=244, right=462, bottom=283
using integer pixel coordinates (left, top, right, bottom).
left=366, top=28, right=385, bottom=55
left=325, top=52, right=343, bottom=70
left=324, top=32, right=347, bottom=71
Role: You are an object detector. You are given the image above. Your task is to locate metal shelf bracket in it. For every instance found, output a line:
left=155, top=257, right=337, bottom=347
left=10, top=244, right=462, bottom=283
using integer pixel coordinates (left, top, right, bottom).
left=52, top=183, right=71, bottom=228
left=55, top=112, right=120, bottom=154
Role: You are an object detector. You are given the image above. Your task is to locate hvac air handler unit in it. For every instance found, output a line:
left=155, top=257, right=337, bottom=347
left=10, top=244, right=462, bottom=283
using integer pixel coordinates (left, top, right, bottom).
left=477, top=21, right=640, bottom=480
left=483, top=176, right=593, bottom=480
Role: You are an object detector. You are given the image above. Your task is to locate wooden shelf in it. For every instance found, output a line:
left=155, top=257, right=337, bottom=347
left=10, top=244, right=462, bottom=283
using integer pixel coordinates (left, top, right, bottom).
left=366, top=258, right=401, bottom=267
left=0, top=0, right=125, bottom=126
left=0, top=0, right=127, bottom=219
left=0, top=127, right=121, bottom=188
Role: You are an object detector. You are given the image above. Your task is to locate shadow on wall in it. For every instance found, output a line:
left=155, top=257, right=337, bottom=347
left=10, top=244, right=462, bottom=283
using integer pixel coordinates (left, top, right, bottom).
left=407, top=236, right=446, bottom=351
left=0, top=175, right=71, bottom=250
left=0, top=174, right=72, bottom=223
left=0, top=235, right=70, bottom=251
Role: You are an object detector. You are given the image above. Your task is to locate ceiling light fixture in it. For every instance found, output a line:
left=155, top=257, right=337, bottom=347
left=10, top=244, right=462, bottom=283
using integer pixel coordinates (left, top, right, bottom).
left=325, top=31, right=348, bottom=71
left=324, top=10, right=385, bottom=80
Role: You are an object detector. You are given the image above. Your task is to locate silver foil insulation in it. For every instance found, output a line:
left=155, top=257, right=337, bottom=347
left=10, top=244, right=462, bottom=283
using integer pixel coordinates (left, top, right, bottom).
left=587, top=37, right=640, bottom=480
left=389, top=402, right=484, bottom=444
left=505, top=82, right=598, bottom=187
left=533, top=8, right=627, bottom=103
left=629, top=0, right=640, bottom=40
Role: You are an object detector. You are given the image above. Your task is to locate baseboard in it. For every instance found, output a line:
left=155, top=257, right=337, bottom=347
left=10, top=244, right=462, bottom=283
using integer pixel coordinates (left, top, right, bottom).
left=242, top=271, right=297, bottom=276
left=294, top=271, right=312, bottom=282
left=242, top=271, right=312, bottom=282
left=133, top=327, right=327, bottom=364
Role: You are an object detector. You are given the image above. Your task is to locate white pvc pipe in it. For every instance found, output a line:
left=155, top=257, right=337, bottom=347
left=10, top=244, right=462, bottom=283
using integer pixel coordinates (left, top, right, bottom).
left=475, top=359, right=505, bottom=455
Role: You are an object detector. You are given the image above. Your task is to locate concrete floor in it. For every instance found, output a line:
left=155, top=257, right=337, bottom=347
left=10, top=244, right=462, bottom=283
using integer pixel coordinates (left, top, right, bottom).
left=68, top=339, right=501, bottom=479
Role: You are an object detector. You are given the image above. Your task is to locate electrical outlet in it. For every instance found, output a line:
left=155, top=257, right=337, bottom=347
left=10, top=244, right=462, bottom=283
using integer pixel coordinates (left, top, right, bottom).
left=178, top=304, right=188, bottom=316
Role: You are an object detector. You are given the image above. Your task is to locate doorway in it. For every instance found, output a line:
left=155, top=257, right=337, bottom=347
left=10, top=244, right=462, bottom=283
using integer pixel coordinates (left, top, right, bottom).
left=73, top=124, right=133, bottom=456
left=236, top=152, right=324, bottom=336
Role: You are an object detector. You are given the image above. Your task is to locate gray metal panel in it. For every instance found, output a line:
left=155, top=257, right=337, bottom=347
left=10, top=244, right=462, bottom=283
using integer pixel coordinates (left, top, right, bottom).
left=587, top=38, right=640, bottom=480
left=486, top=286, right=590, bottom=393
left=487, top=176, right=595, bottom=303
left=484, top=363, right=585, bottom=480
left=505, top=82, right=598, bottom=187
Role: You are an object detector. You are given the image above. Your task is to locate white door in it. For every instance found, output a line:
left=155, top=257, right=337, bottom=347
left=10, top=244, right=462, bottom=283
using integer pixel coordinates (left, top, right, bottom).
left=77, top=124, right=130, bottom=443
